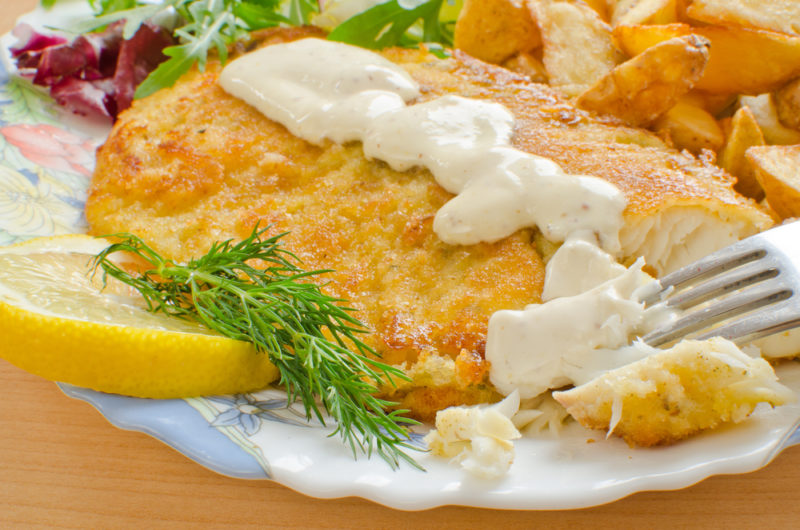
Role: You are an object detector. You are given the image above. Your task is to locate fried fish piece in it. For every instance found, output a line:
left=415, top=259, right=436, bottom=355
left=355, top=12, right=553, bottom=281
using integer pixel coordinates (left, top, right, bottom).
left=86, top=28, right=771, bottom=419
left=553, top=338, right=793, bottom=446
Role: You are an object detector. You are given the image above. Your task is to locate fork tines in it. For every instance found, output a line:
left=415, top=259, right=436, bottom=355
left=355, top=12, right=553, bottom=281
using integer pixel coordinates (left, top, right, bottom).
left=641, top=221, right=800, bottom=347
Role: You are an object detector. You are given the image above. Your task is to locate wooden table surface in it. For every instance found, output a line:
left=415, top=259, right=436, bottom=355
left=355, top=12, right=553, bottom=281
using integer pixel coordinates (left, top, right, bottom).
left=3, top=1, right=800, bottom=527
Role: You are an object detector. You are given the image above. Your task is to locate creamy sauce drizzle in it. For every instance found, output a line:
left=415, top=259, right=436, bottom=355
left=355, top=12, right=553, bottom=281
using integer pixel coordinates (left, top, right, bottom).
left=219, top=38, right=627, bottom=250
left=487, top=259, right=661, bottom=399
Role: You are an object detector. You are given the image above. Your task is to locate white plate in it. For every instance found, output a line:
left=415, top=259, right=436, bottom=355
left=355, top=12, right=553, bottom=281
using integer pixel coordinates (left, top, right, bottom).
left=3, top=1, right=800, bottom=511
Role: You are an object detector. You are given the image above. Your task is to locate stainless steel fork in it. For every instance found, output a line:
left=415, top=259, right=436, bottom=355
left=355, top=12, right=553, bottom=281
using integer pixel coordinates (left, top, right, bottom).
left=641, top=221, right=800, bottom=347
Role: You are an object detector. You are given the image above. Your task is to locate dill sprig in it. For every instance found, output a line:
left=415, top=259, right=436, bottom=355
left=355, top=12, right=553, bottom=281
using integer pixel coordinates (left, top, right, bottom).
left=91, top=227, right=422, bottom=470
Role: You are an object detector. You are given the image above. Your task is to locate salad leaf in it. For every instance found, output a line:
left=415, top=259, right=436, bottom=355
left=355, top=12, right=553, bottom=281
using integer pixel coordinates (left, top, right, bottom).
left=88, top=0, right=138, bottom=13
left=12, top=20, right=172, bottom=118
left=69, top=3, right=171, bottom=39
left=286, top=0, right=318, bottom=25
left=327, top=0, right=453, bottom=50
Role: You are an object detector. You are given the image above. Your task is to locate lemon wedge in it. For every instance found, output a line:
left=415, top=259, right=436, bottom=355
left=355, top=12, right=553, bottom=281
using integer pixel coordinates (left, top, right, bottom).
left=0, top=234, right=279, bottom=398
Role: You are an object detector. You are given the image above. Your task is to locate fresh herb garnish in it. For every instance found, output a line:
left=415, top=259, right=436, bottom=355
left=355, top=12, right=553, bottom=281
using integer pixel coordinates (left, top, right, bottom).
left=92, top=227, right=422, bottom=470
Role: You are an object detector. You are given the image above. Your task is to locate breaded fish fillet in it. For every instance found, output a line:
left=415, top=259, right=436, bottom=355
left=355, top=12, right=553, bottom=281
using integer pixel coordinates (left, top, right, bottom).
left=86, top=28, right=771, bottom=419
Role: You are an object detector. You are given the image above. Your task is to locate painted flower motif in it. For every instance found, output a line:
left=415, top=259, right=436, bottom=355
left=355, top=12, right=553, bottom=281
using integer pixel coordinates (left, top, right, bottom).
left=405, top=429, right=429, bottom=449
left=208, top=394, right=310, bottom=436
left=0, top=123, right=94, bottom=177
left=0, top=164, right=83, bottom=238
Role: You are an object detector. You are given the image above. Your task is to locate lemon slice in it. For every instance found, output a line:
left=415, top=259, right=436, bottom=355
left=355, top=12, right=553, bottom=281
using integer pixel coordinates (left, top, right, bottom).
left=0, top=234, right=279, bottom=398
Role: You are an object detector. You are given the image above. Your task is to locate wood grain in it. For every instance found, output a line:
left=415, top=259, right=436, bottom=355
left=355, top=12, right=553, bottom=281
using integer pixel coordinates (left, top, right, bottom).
left=2, top=2, right=800, bottom=527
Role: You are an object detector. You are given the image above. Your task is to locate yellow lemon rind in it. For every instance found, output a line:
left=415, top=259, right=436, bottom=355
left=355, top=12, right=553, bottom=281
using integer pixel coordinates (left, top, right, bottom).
left=0, top=300, right=280, bottom=398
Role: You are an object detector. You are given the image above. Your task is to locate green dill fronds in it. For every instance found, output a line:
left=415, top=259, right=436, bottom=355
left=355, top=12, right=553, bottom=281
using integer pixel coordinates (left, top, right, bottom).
left=92, top=226, right=423, bottom=470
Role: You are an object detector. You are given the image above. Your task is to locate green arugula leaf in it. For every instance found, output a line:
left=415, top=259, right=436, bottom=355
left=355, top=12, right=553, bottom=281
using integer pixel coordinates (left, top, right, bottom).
left=134, top=0, right=245, bottom=98
left=134, top=13, right=225, bottom=98
left=88, top=0, right=139, bottom=14
left=133, top=43, right=193, bottom=99
left=68, top=3, right=168, bottom=38
left=327, top=0, right=450, bottom=50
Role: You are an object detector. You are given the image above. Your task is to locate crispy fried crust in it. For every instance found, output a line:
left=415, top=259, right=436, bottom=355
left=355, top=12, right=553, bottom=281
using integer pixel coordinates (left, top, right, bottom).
left=87, top=28, right=770, bottom=419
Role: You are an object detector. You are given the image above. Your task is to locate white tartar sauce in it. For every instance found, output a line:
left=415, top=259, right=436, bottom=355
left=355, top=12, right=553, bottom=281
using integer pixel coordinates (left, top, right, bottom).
left=218, top=38, right=627, bottom=251
left=486, top=258, right=675, bottom=399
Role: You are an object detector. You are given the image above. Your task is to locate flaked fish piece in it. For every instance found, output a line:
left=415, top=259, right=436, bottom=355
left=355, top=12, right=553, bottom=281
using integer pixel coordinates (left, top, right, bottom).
left=553, top=337, right=794, bottom=446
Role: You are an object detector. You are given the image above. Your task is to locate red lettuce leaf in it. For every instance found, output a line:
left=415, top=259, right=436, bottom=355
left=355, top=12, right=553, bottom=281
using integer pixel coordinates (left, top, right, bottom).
left=50, top=77, right=115, bottom=118
left=11, top=21, right=173, bottom=120
left=10, top=23, right=68, bottom=58
left=112, top=23, right=173, bottom=113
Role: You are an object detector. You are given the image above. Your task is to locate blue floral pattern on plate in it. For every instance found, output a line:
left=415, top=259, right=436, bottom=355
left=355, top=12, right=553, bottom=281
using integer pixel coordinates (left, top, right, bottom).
left=59, top=384, right=270, bottom=479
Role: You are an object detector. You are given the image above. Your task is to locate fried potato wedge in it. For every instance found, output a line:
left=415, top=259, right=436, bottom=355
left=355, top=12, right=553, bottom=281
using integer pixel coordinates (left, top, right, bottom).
left=694, top=25, right=800, bottom=94
left=774, top=78, right=800, bottom=131
left=454, top=0, right=540, bottom=64
left=610, top=0, right=677, bottom=27
left=531, top=0, right=623, bottom=91
left=582, top=0, right=610, bottom=21
left=576, top=34, right=709, bottom=126
left=746, top=145, right=800, bottom=219
left=614, top=22, right=691, bottom=56
left=654, top=99, right=724, bottom=154
left=739, top=94, right=800, bottom=145
left=681, top=90, right=737, bottom=116
left=614, top=23, right=800, bottom=94
left=687, top=0, right=800, bottom=36
left=675, top=0, right=690, bottom=19
left=718, top=106, right=766, bottom=200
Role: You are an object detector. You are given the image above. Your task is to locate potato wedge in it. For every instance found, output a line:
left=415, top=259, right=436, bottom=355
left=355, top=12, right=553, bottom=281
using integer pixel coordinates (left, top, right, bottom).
left=576, top=34, right=709, bottom=126
left=695, top=26, right=800, bottom=94
left=674, top=0, right=690, bottom=20
left=740, top=94, right=800, bottom=145
left=654, top=99, right=724, bottom=154
left=774, top=78, right=800, bottom=131
left=454, top=0, right=541, bottom=64
left=530, top=0, right=624, bottom=90
left=582, top=0, right=610, bottom=21
left=746, top=145, right=800, bottom=219
left=610, top=0, right=677, bottom=27
left=614, top=22, right=692, bottom=56
left=681, top=90, right=737, bottom=116
left=613, top=23, right=800, bottom=94
left=687, top=0, right=800, bottom=36
left=718, top=106, right=766, bottom=200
